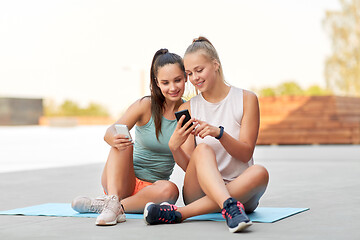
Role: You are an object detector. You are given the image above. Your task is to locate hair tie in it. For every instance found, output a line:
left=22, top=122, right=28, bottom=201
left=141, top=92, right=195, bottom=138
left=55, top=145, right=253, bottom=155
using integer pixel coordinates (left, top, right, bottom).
left=160, top=48, right=168, bottom=54
left=193, top=38, right=204, bottom=43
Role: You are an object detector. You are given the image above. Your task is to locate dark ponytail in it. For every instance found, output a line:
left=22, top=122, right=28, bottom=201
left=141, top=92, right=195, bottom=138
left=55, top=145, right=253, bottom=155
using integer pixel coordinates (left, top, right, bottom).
left=150, top=48, right=185, bottom=140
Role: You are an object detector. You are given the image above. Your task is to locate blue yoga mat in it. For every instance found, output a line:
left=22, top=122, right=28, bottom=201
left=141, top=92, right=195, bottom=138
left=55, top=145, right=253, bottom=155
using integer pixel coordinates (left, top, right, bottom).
left=0, top=203, right=309, bottom=223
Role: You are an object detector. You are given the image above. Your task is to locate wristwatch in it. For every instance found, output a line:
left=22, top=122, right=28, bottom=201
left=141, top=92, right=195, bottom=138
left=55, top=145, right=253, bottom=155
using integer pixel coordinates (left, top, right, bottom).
left=215, top=126, right=224, bottom=140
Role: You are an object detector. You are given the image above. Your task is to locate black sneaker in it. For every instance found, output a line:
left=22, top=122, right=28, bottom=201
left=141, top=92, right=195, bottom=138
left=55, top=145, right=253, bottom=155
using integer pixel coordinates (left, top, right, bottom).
left=222, top=197, right=252, bottom=233
left=144, top=202, right=182, bottom=225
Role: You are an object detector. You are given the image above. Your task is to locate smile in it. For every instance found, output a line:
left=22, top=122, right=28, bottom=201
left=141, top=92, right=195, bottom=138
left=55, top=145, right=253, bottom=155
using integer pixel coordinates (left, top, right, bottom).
left=196, top=81, right=205, bottom=87
left=169, top=91, right=180, bottom=97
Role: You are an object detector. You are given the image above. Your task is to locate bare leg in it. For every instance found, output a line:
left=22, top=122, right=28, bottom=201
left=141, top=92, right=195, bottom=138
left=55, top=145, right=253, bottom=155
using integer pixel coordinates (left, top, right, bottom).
left=184, top=144, right=231, bottom=207
left=101, top=147, right=179, bottom=213
left=179, top=144, right=269, bottom=220
left=101, top=146, right=136, bottom=198
left=121, top=180, right=179, bottom=213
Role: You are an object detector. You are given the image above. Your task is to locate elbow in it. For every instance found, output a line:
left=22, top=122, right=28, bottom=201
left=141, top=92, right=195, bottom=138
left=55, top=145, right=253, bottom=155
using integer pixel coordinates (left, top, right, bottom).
left=104, top=126, right=112, bottom=144
left=238, top=143, right=255, bottom=163
left=181, top=162, right=188, bottom=172
left=176, top=160, right=188, bottom=172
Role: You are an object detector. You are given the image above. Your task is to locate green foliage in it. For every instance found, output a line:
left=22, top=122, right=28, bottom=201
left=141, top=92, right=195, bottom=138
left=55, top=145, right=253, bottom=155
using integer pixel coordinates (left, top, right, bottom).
left=323, top=0, right=360, bottom=96
left=60, top=100, right=81, bottom=116
left=84, top=103, right=110, bottom=116
left=255, top=81, right=333, bottom=97
left=259, top=87, right=276, bottom=97
left=305, top=85, right=333, bottom=96
left=277, top=82, right=303, bottom=96
left=44, top=99, right=109, bottom=117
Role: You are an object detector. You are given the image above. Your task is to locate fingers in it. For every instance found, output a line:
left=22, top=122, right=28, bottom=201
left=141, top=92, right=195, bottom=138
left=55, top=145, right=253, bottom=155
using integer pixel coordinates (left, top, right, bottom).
left=183, top=117, right=195, bottom=129
left=176, top=115, right=185, bottom=129
left=194, top=121, right=215, bottom=138
left=184, top=119, right=198, bottom=135
left=194, top=122, right=205, bottom=136
left=114, top=138, right=132, bottom=144
left=114, top=134, right=131, bottom=139
left=197, top=126, right=211, bottom=139
left=113, top=134, right=133, bottom=150
left=115, top=141, right=133, bottom=151
left=177, top=116, right=197, bottom=133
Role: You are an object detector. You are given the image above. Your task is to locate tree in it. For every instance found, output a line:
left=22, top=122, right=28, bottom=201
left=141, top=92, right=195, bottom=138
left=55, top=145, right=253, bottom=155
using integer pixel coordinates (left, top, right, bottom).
left=323, top=0, right=360, bottom=96
left=259, top=87, right=277, bottom=97
left=85, top=103, right=110, bottom=116
left=60, top=100, right=81, bottom=116
left=255, top=81, right=332, bottom=97
left=43, top=99, right=109, bottom=117
left=305, top=85, right=333, bottom=96
left=276, top=82, right=303, bottom=96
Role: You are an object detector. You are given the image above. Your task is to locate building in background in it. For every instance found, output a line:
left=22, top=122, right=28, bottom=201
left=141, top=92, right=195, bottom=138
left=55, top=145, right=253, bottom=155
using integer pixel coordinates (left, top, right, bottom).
left=0, top=98, right=43, bottom=125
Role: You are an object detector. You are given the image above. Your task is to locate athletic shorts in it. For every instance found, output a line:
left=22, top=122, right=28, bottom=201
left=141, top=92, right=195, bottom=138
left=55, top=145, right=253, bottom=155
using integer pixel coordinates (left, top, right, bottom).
left=132, top=177, right=153, bottom=195
left=103, top=177, right=153, bottom=196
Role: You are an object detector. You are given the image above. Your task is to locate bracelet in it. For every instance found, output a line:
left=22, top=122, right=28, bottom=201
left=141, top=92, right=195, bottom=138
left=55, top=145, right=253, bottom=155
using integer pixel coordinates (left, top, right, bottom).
left=215, top=126, right=224, bottom=140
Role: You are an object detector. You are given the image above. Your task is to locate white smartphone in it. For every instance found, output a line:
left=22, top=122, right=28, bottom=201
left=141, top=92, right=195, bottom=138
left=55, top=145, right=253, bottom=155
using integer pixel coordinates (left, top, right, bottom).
left=114, top=124, right=132, bottom=141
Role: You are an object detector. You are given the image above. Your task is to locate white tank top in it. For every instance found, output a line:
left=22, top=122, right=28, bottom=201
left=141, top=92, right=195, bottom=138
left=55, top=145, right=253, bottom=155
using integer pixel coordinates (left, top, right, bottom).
left=190, top=86, right=254, bottom=182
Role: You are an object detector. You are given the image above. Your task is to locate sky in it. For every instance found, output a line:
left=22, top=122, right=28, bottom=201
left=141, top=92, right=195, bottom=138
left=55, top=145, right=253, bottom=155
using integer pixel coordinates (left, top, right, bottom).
left=0, top=0, right=341, bottom=117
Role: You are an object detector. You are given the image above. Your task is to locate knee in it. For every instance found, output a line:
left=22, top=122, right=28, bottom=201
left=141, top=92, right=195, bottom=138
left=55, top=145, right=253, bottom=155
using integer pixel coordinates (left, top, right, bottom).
left=153, top=181, right=179, bottom=204
left=194, top=143, right=213, bottom=154
left=191, top=143, right=215, bottom=163
left=251, top=164, right=269, bottom=185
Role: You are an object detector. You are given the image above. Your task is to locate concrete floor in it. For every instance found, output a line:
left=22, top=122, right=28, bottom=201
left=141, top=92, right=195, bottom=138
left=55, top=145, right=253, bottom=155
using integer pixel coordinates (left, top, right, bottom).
left=0, top=145, right=359, bottom=240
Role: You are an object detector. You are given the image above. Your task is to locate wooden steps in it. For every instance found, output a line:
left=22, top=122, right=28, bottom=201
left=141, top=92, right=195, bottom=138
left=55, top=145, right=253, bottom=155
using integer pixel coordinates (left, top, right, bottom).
left=257, top=96, right=360, bottom=145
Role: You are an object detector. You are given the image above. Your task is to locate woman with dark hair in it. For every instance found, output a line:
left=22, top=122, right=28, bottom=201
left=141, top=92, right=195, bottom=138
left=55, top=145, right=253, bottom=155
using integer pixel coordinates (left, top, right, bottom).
left=71, top=48, right=188, bottom=226
left=144, top=37, right=269, bottom=233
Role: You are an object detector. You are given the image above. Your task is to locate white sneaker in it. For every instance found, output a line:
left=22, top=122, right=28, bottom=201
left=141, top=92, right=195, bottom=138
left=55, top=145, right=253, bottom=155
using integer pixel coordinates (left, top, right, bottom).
left=95, top=195, right=126, bottom=226
left=71, top=195, right=106, bottom=213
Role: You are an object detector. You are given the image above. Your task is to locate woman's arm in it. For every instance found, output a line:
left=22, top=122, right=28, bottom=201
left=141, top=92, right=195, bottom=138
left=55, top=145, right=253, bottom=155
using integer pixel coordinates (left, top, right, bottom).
left=219, top=90, right=259, bottom=163
left=104, top=97, right=150, bottom=149
left=169, top=101, right=197, bottom=171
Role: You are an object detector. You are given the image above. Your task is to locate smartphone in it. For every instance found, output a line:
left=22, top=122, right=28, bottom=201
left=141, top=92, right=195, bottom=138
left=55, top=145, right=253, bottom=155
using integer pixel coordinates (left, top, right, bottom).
left=175, top=109, right=193, bottom=130
left=114, top=124, right=132, bottom=141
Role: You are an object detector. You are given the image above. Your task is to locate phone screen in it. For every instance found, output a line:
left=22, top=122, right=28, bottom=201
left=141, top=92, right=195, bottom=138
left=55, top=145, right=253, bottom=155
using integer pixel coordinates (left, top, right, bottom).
left=175, top=109, right=193, bottom=130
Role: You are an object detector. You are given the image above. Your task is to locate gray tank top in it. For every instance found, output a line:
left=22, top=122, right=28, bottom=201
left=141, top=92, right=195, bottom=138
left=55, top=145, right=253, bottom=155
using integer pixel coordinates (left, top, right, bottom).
left=133, top=116, right=177, bottom=182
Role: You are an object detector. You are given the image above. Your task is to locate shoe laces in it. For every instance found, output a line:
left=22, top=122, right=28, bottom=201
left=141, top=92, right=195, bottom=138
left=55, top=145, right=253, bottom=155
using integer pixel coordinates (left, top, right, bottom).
left=102, top=195, right=123, bottom=215
left=222, top=202, right=244, bottom=220
left=157, top=204, right=178, bottom=223
left=89, top=196, right=106, bottom=213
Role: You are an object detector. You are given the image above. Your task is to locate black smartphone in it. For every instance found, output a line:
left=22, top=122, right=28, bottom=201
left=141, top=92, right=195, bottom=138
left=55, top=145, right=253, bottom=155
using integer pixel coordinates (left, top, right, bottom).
left=175, top=109, right=193, bottom=130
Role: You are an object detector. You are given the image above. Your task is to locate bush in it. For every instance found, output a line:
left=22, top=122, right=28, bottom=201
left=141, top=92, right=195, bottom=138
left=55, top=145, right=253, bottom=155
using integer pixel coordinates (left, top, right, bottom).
left=255, top=81, right=333, bottom=97
left=44, top=99, right=109, bottom=117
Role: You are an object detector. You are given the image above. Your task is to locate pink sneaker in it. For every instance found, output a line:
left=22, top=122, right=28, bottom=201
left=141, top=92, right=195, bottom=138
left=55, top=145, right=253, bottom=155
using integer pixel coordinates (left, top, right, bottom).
left=95, top=195, right=126, bottom=226
left=71, top=195, right=105, bottom=213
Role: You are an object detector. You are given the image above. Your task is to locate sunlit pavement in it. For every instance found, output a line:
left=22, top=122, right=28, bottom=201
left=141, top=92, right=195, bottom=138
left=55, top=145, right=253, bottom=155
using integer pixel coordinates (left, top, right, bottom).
left=0, top=126, right=359, bottom=239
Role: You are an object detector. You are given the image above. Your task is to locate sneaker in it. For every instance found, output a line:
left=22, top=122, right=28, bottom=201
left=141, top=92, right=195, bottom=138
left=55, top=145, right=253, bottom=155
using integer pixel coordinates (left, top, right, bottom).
left=222, top=197, right=252, bottom=233
left=144, top=202, right=182, bottom=225
left=95, top=195, right=126, bottom=226
left=71, top=195, right=106, bottom=213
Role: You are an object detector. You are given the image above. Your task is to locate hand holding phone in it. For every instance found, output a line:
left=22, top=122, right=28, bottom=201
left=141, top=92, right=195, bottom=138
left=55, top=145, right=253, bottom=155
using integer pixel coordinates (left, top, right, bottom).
left=175, top=109, right=193, bottom=130
left=169, top=109, right=195, bottom=153
left=114, top=124, right=132, bottom=141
